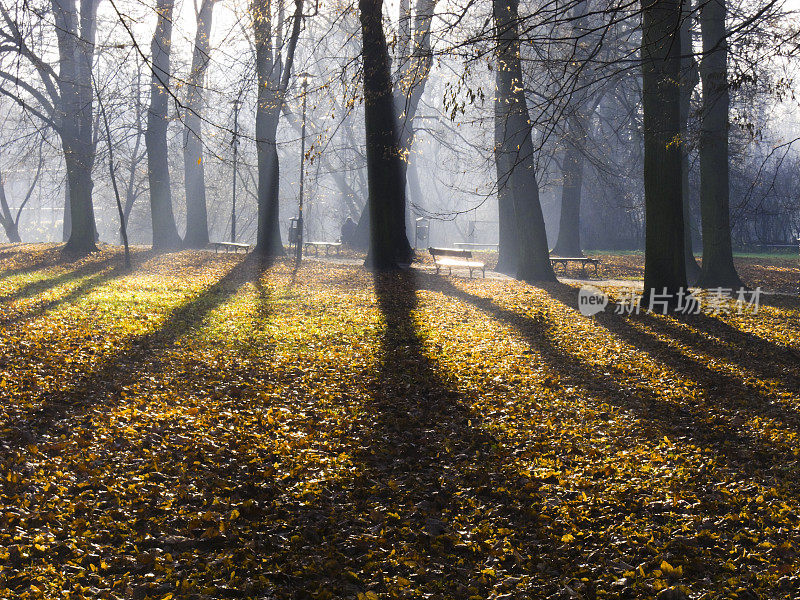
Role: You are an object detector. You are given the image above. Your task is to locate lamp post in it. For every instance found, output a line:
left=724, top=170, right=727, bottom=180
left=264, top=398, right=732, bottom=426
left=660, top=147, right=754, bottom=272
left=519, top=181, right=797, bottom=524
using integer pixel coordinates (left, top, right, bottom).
left=295, top=72, right=311, bottom=265
left=231, top=94, right=241, bottom=243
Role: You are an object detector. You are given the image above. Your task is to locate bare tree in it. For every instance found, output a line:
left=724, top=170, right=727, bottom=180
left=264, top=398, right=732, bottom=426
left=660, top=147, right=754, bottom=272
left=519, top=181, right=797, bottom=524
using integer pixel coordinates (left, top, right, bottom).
left=0, top=139, right=43, bottom=242
left=0, top=0, right=102, bottom=252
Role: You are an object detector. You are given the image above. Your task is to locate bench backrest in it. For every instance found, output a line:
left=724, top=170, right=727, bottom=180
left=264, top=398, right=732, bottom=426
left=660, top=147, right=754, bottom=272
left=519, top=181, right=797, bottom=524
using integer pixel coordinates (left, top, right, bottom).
left=429, top=247, right=473, bottom=259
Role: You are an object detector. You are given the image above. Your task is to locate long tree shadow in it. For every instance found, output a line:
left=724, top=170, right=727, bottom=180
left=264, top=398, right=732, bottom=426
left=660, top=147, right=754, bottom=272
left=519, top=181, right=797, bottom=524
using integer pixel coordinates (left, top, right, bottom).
left=620, top=305, right=800, bottom=391
left=0, top=245, right=92, bottom=279
left=540, top=283, right=800, bottom=437
left=419, top=276, right=798, bottom=485
left=0, top=253, right=119, bottom=305
left=0, top=261, right=133, bottom=328
left=1, top=253, right=268, bottom=449
left=256, top=270, right=561, bottom=599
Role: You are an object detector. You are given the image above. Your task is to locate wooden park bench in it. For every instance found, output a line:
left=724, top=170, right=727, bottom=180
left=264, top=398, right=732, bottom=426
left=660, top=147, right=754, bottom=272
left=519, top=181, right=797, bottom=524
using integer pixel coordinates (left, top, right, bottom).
left=213, top=241, right=250, bottom=254
left=549, top=256, right=601, bottom=276
left=303, top=241, right=342, bottom=256
left=429, top=247, right=486, bottom=278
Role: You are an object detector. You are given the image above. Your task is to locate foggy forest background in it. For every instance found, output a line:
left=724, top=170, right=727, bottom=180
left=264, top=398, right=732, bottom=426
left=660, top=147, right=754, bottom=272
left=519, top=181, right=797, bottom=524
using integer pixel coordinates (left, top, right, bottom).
left=0, top=0, right=798, bottom=257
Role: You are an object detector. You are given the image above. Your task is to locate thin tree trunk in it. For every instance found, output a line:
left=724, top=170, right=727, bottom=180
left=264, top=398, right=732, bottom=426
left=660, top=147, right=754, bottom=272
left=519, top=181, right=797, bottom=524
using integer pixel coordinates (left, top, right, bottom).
left=183, top=0, right=216, bottom=248
left=641, top=0, right=687, bottom=299
left=494, top=0, right=555, bottom=282
left=698, top=0, right=741, bottom=288
left=360, top=0, right=412, bottom=269
left=96, top=73, right=132, bottom=269
left=146, top=0, right=182, bottom=250
left=121, top=68, right=146, bottom=242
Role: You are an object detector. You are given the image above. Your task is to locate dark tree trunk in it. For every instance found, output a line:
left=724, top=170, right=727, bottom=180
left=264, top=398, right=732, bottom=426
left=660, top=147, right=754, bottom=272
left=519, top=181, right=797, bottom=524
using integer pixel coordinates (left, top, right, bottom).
left=494, top=68, right=517, bottom=275
left=641, top=0, right=687, bottom=299
left=53, top=0, right=99, bottom=253
left=350, top=0, right=435, bottom=254
left=63, top=151, right=98, bottom=251
left=552, top=119, right=585, bottom=257
left=252, top=0, right=283, bottom=257
left=698, top=0, right=741, bottom=288
left=494, top=0, right=555, bottom=282
left=183, top=0, right=217, bottom=248
left=360, top=0, right=413, bottom=269
left=146, top=0, right=182, bottom=250
left=680, top=0, right=702, bottom=284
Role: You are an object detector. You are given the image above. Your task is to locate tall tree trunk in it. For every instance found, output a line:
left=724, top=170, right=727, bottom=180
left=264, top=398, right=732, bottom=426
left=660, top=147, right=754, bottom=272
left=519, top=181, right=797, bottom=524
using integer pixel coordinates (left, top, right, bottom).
left=494, top=0, right=555, bottom=282
left=680, top=0, right=702, bottom=284
left=146, top=0, right=182, bottom=250
left=183, top=0, right=217, bottom=248
left=641, top=0, right=687, bottom=299
left=552, top=117, right=585, bottom=257
left=551, top=0, right=589, bottom=259
left=252, top=0, right=303, bottom=257
left=53, top=0, right=99, bottom=253
left=252, top=4, right=283, bottom=257
left=698, top=0, right=741, bottom=288
left=360, top=0, right=412, bottom=269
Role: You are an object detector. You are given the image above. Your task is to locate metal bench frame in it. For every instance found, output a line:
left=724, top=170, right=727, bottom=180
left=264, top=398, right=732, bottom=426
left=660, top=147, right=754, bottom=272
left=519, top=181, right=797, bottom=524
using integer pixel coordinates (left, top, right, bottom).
left=549, top=256, right=600, bottom=276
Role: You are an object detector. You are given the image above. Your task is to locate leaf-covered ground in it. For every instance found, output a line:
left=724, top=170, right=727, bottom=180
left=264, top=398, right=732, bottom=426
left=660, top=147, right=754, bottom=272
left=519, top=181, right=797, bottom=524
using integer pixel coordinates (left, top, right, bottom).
left=1, top=244, right=799, bottom=600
